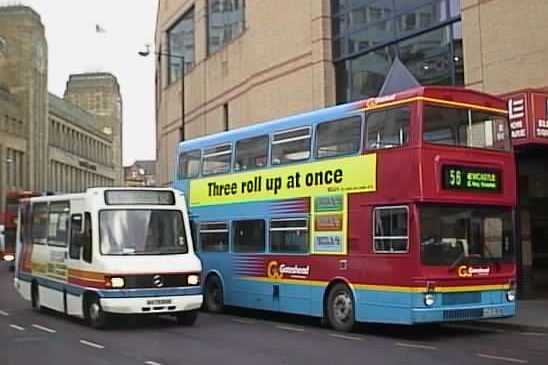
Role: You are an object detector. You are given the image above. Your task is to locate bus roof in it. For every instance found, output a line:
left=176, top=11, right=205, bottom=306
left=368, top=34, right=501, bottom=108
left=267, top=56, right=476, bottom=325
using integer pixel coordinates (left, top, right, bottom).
left=22, top=187, right=181, bottom=204
left=177, top=86, right=507, bottom=153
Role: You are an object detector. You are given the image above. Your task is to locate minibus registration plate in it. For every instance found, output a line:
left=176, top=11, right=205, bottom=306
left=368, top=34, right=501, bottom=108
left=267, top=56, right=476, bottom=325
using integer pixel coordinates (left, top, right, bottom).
left=146, top=299, right=172, bottom=305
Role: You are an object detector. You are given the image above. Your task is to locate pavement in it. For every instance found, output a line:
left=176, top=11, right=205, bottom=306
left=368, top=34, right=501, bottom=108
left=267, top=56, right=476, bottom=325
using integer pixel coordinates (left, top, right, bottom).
left=476, top=299, right=548, bottom=333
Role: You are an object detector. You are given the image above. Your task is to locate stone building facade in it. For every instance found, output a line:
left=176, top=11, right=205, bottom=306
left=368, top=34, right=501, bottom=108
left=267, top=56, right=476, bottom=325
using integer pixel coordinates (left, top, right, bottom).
left=0, top=5, right=122, bottom=211
left=124, top=160, right=156, bottom=187
left=155, top=0, right=548, bottom=296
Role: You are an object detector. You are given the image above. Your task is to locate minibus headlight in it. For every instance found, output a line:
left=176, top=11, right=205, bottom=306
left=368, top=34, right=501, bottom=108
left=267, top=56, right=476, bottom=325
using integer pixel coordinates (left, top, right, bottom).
left=187, top=274, right=200, bottom=286
left=424, top=293, right=435, bottom=307
left=3, top=254, right=15, bottom=262
left=110, top=277, right=125, bottom=289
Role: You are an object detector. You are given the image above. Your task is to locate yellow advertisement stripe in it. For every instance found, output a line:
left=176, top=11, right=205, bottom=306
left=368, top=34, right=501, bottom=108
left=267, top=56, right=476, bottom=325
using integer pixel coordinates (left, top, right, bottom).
left=190, top=154, right=376, bottom=207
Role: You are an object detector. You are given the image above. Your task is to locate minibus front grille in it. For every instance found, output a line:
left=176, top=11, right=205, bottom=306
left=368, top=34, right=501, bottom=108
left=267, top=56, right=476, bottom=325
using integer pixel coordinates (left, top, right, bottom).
left=124, top=274, right=188, bottom=289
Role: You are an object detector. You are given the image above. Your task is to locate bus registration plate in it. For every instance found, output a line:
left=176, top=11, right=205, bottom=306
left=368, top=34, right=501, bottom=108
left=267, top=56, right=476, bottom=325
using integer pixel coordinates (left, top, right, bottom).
left=483, top=307, right=503, bottom=318
left=146, top=299, right=172, bottom=305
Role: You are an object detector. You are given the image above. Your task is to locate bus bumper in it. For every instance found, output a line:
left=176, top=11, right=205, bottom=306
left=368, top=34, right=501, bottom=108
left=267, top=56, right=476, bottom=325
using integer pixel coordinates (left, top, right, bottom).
left=100, top=294, right=203, bottom=315
left=411, top=303, right=516, bottom=323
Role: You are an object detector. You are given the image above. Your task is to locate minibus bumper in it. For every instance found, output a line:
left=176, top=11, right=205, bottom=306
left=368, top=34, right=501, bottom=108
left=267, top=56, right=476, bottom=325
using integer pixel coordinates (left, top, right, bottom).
left=98, top=287, right=203, bottom=315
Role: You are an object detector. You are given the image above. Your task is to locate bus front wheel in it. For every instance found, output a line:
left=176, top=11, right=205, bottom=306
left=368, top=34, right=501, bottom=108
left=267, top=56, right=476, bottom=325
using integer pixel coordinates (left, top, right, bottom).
left=205, top=275, right=224, bottom=313
left=326, top=283, right=355, bottom=332
left=85, top=295, right=108, bottom=329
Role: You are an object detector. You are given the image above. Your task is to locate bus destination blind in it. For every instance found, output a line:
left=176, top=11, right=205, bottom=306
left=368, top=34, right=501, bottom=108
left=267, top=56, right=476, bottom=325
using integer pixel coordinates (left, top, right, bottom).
left=442, top=165, right=501, bottom=192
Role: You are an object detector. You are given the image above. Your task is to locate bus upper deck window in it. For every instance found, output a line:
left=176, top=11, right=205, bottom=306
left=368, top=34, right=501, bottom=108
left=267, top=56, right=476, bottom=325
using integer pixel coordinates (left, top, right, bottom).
left=271, top=127, right=311, bottom=165
left=316, top=116, right=361, bottom=159
left=178, top=150, right=201, bottom=179
left=234, top=135, right=268, bottom=171
left=202, top=144, right=232, bottom=176
left=366, top=106, right=410, bottom=150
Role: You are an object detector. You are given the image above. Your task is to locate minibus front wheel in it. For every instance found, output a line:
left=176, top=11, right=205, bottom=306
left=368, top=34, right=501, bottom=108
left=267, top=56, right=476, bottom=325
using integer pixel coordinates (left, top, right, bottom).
left=84, top=294, right=108, bottom=329
left=176, top=310, right=198, bottom=326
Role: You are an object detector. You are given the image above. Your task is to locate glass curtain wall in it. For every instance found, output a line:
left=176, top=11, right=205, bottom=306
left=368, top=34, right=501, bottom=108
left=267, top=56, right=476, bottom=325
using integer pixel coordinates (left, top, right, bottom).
left=332, top=0, right=463, bottom=103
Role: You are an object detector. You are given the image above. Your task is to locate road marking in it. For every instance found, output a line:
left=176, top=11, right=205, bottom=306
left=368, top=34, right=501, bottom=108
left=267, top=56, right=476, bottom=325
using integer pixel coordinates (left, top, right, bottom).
left=520, top=332, right=546, bottom=337
left=32, top=324, right=56, bottom=334
left=477, top=353, right=528, bottom=363
left=396, top=342, right=437, bottom=350
left=80, top=339, right=105, bottom=349
left=329, top=333, right=363, bottom=341
left=231, top=318, right=256, bottom=325
left=275, top=325, right=305, bottom=332
left=0, top=310, right=9, bottom=316
left=9, top=324, right=24, bottom=331
left=145, top=362, right=163, bottom=365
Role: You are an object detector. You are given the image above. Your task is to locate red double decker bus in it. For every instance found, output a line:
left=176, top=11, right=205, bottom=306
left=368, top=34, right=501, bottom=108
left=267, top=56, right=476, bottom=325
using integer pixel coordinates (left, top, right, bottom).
left=1, top=191, right=40, bottom=269
left=174, top=86, right=517, bottom=331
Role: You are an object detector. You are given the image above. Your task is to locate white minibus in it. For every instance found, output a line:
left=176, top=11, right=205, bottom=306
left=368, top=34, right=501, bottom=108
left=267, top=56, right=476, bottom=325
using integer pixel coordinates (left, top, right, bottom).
left=14, top=188, right=202, bottom=328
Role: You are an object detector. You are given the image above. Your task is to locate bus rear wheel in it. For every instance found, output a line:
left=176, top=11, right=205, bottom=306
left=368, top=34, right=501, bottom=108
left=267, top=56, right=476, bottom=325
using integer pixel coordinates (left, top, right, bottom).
left=326, top=283, right=355, bottom=332
left=176, top=310, right=198, bottom=326
left=205, top=276, right=224, bottom=313
left=85, top=295, right=108, bottom=329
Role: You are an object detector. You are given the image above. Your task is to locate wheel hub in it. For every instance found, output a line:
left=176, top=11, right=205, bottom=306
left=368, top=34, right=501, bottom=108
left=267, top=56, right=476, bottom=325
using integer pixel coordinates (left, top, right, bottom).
left=89, top=303, right=101, bottom=321
left=333, top=292, right=352, bottom=323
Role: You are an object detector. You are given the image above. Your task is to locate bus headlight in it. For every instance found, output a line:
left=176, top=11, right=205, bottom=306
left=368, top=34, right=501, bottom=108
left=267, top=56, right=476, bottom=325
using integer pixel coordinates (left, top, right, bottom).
left=109, top=277, right=125, bottom=289
left=506, top=289, right=516, bottom=302
left=187, top=274, right=200, bottom=286
left=424, top=293, right=435, bottom=307
left=3, top=254, right=15, bottom=262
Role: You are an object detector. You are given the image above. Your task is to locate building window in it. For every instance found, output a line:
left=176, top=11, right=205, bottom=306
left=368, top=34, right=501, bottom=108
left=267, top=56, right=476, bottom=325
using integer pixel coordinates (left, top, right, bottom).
left=271, top=127, right=311, bottom=165
left=202, top=144, right=232, bottom=176
left=200, top=222, right=229, bottom=252
left=332, top=0, right=463, bottom=103
left=270, top=218, right=309, bottom=253
left=167, top=7, right=195, bottom=84
left=366, top=105, right=410, bottom=150
left=233, top=219, right=265, bottom=253
left=316, top=116, right=362, bottom=158
left=234, top=135, right=268, bottom=172
left=223, top=103, right=229, bottom=131
left=208, top=0, right=245, bottom=54
left=373, top=206, right=408, bottom=253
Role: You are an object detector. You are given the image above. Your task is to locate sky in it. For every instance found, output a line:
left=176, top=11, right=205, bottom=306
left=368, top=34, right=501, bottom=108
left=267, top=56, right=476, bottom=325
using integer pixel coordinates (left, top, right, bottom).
left=2, top=0, right=159, bottom=166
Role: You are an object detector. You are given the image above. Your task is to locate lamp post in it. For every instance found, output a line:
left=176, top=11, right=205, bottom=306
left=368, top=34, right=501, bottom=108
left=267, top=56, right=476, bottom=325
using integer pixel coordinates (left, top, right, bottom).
left=139, top=46, right=186, bottom=141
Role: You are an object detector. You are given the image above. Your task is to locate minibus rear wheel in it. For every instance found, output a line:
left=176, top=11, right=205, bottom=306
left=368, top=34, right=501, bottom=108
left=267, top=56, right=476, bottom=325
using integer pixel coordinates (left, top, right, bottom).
left=31, top=282, right=41, bottom=311
left=176, top=310, right=198, bottom=325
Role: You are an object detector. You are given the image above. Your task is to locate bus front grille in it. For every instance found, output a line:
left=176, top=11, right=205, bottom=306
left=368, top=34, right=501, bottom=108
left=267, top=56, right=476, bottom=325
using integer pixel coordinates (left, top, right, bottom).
left=442, top=292, right=482, bottom=306
left=443, top=308, right=484, bottom=321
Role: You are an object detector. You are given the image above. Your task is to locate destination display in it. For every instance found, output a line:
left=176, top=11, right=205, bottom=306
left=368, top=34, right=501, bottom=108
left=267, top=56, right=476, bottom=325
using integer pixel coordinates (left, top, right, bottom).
left=442, top=165, right=501, bottom=192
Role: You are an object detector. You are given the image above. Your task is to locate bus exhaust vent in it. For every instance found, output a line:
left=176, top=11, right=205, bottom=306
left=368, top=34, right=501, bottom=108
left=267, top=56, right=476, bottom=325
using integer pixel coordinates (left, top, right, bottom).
left=442, top=292, right=481, bottom=306
left=443, top=308, right=484, bottom=321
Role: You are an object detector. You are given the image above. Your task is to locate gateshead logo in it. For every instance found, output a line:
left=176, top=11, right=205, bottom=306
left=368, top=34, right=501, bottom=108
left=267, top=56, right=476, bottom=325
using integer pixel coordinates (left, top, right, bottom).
left=457, top=265, right=490, bottom=278
left=267, top=261, right=310, bottom=280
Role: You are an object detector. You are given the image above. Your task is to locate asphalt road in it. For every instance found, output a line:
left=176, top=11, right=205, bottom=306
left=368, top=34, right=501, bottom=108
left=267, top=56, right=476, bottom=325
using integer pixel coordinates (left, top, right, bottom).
left=1, top=263, right=546, bottom=365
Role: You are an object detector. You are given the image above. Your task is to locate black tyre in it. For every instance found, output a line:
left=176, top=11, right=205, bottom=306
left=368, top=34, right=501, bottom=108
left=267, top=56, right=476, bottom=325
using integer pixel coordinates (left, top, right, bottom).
left=204, top=275, right=224, bottom=313
left=31, top=282, right=41, bottom=311
left=86, top=295, right=108, bottom=329
left=176, top=310, right=198, bottom=326
left=326, top=283, right=355, bottom=332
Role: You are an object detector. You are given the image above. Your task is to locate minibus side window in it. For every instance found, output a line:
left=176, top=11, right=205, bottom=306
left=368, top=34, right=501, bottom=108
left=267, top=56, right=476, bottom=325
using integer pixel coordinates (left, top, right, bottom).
left=82, top=212, right=92, bottom=263
left=69, top=214, right=82, bottom=260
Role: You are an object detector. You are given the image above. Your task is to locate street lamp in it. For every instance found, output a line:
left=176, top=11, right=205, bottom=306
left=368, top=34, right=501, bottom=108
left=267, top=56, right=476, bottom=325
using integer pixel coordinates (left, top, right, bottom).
left=139, top=45, right=186, bottom=141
